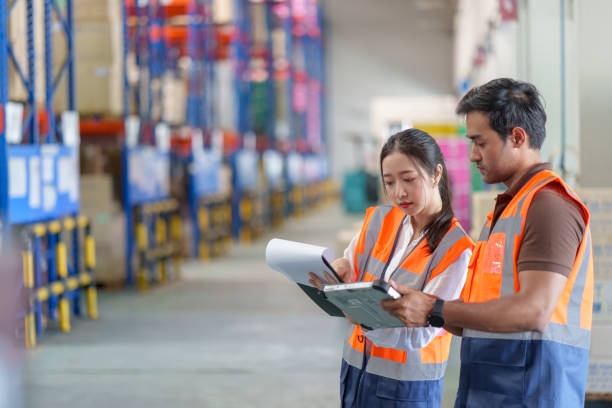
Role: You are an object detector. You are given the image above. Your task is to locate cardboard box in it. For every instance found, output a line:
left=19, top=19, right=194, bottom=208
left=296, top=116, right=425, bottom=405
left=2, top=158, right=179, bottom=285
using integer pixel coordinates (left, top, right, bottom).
left=89, top=210, right=126, bottom=285
left=587, top=323, right=612, bottom=393
left=469, top=191, right=498, bottom=240
left=213, top=0, right=234, bottom=24
left=580, top=188, right=612, bottom=281
left=73, top=0, right=120, bottom=23
left=80, top=174, right=115, bottom=214
left=162, top=74, right=187, bottom=125
left=8, top=0, right=45, bottom=104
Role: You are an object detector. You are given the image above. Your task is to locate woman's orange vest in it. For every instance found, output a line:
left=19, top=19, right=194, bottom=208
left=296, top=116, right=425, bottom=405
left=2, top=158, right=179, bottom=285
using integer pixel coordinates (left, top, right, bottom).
left=342, top=205, right=473, bottom=382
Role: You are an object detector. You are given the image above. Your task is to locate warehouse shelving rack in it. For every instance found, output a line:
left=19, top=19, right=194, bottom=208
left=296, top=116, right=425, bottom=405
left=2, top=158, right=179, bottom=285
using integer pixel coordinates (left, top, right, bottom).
left=183, top=0, right=232, bottom=260
left=122, top=0, right=183, bottom=289
left=228, top=0, right=261, bottom=242
left=0, top=0, right=98, bottom=348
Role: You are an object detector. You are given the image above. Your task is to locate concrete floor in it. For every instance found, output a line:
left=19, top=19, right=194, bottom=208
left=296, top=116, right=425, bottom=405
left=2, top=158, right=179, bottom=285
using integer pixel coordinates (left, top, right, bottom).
left=25, top=203, right=461, bottom=408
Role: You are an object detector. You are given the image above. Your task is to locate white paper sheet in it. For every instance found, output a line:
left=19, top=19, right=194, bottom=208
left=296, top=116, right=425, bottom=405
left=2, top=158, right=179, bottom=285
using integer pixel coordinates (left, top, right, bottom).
left=42, top=155, right=54, bottom=183
left=28, top=157, right=41, bottom=209
left=57, top=156, right=71, bottom=193
left=265, top=238, right=336, bottom=286
left=8, top=157, right=27, bottom=198
left=43, top=185, right=57, bottom=211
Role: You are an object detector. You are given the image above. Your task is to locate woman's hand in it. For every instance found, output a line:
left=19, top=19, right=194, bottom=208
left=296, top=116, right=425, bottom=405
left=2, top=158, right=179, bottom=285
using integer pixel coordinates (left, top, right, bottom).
left=308, top=258, right=354, bottom=289
left=308, top=270, right=338, bottom=289
left=330, top=258, right=353, bottom=283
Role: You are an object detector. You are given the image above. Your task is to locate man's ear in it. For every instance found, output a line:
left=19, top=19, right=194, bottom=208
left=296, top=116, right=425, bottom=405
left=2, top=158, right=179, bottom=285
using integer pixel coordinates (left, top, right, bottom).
left=510, top=127, right=528, bottom=147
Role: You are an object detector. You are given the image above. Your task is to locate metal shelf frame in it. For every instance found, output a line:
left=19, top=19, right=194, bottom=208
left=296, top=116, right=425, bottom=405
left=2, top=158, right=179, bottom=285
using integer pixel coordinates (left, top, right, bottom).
left=122, top=0, right=176, bottom=287
left=0, top=0, right=95, bottom=343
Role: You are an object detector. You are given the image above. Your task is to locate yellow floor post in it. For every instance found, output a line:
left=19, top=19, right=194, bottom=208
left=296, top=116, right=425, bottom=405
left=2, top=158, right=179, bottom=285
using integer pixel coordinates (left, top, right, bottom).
left=81, top=216, right=99, bottom=320
left=156, top=215, right=167, bottom=283
left=23, top=247, right=36, bottom=348
left=136, top=221, right=149, bottom=291
left=49, top=221, right=71, bottom=333
left=170, top=213, right=182, bottom=279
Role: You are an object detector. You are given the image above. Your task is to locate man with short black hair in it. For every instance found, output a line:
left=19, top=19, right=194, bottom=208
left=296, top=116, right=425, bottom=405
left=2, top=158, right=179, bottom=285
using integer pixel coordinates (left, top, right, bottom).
left=381, top=78, right=593, bottom=408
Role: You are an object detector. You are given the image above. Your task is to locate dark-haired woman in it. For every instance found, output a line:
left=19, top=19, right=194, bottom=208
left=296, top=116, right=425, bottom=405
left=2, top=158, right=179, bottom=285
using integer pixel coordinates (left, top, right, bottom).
left=311, top=128, right=474, bottom=407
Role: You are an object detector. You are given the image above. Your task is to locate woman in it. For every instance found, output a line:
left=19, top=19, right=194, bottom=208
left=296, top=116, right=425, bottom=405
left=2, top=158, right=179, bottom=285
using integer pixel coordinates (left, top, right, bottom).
left=311, top=128, right=473, bottom=407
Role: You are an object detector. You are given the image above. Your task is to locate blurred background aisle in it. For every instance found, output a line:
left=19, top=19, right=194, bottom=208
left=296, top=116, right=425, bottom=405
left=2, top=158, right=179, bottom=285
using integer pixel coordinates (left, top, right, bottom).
left=25, top=204, right=361, bottom=408
left=1, top=0, right=611, bottom=406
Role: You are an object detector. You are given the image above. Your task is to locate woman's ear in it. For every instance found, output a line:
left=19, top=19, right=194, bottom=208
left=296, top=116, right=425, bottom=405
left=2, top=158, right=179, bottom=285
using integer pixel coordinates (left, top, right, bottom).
left=433, top=164, right=443, bottom=186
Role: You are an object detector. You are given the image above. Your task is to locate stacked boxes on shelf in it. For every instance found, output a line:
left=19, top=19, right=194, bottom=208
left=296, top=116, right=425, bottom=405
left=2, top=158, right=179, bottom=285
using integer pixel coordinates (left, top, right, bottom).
left=581, top=188, right=612, bottom=394
left=79, top=174, right=125, bottom=286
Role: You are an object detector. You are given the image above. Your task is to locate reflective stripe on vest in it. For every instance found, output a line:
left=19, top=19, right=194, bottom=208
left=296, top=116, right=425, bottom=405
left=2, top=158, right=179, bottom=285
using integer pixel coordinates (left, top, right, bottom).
left=463, top=170, right=593, bottom=349
left=344, top=205, right=474, bottom=381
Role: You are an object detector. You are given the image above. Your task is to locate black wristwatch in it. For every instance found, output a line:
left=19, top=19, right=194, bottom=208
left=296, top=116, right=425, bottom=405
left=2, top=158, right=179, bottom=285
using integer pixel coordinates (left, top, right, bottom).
left=427, top=298, right=445, bottom=327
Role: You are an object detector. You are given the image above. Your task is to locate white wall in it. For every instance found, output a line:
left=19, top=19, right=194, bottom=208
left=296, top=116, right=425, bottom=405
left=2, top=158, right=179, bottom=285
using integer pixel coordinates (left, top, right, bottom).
left=517, top=0, right=580, bottom=187
left=577, top=0, right=612, bottom=188
left=323, top=0, right=455, bottom=178
left=453, top=0, right=581, bottom=187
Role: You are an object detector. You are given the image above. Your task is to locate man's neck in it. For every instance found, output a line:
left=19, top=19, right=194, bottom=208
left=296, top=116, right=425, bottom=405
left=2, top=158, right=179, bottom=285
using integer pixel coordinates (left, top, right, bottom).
left=503, top=152, right=542, bottom=189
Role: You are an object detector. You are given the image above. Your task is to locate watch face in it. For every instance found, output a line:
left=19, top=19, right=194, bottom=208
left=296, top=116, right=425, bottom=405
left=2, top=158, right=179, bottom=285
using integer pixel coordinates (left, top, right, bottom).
left=428, top=314, right=444, bottom=327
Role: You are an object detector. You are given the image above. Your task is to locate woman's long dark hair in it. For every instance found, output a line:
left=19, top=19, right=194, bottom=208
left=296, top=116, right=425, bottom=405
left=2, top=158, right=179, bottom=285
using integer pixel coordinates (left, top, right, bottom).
left=380, top=128, right=454, bottom=253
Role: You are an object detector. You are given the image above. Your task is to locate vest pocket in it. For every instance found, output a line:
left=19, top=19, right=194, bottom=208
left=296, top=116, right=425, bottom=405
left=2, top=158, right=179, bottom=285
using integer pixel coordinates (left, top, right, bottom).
left=462, top=338, right=527, bottom=400
left=465, top=337, right=527, bottom=367
left=375, top=376, right=426, bottom=402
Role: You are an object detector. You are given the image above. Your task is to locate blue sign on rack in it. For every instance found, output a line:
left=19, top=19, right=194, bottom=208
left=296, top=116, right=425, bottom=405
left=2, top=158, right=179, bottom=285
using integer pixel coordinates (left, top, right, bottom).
left=287, top=152, right=303, bottom=187
left=190, top=149, right=221, bottom=198
left=7, top=144, right=80, bottom=224
left=263, top=149, right=284, bottom=190
left=126, top=146, right=171, bottom=205
left=234, top=149, right=259, bottom=192
left=303, top=154, right=328, bottom=183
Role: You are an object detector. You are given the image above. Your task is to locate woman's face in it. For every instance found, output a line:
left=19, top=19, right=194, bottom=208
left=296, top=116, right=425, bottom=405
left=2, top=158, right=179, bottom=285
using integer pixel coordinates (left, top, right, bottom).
left=381, top=151, right=437, bottom=216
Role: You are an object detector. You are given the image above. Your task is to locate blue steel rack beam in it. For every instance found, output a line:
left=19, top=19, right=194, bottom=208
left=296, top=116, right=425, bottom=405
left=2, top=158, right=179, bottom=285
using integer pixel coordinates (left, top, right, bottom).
left=4, top=0, right=39, bottom=144
left=44, top=0, right=76, bottom=143
left=122, top=0, right=174, bottom=286
left=186, top=0, right=200, bottom=256
left=230, top=0, right=254, bottom=239
left=1, top=0, right=93, bottom=342
left=0, top=0, right=8, bottom=236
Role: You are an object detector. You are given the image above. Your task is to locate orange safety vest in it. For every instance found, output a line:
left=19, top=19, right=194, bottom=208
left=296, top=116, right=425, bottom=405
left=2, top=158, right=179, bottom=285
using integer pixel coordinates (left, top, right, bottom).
left=456, top=170, right=593, bottom=407
left=342, top=205, right=474, bottom=383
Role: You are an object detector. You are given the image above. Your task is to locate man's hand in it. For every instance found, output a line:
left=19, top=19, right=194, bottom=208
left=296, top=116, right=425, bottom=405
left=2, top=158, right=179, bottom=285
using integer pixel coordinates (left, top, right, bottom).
left=380, top=280, right=436, bottom=327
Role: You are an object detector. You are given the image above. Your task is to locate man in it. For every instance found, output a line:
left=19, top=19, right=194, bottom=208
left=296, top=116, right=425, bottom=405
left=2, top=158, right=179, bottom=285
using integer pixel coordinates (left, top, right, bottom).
left=381, top=78, right=593, bottom=407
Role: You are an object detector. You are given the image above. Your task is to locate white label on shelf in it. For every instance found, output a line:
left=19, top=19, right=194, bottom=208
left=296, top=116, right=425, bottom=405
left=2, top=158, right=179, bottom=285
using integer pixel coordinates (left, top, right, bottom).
left=43, top=185, right=57, bottom=211
left=155, top=122, right=170, bottom=153
left=57, top=156, right=71, bottom=193
left=192, top=128, right=204, bottom=155
left=8, top=157, right=27, bottom=198
left=244, top=131, right=256, bottom=151
left=5, top=102, right=24, bottom=144
left=28, top=157, right=41, bottom=209
left=125, top=116, right=140, bottom=148
left=212, top=128, right=224, bottom=157
left=70, top=152, right=79, bottom=202
left=42, top=155, right=54, bottom=183
left=61, top=111, right=80, bottom=146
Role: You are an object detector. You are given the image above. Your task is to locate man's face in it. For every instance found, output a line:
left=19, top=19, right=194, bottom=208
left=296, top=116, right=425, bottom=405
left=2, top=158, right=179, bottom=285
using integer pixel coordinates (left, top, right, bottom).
left=466, top=111, right=516, bottom=186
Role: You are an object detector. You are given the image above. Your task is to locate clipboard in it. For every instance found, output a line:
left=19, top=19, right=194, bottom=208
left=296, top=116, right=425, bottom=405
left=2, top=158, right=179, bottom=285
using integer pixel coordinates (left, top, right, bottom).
left=321, top=280, right=404, bottom=330
left=265, top=238, right=345, bottom=317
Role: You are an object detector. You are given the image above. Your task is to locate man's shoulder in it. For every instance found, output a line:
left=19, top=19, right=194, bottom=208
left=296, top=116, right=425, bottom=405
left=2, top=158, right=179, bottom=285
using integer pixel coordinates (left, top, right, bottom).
left=528, top=184, right=586, bottom=233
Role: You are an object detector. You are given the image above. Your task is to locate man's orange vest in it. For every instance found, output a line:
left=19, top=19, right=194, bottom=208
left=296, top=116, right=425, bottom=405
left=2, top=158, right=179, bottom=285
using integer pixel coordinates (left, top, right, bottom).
left=456, top=170, right=593, bottom=408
